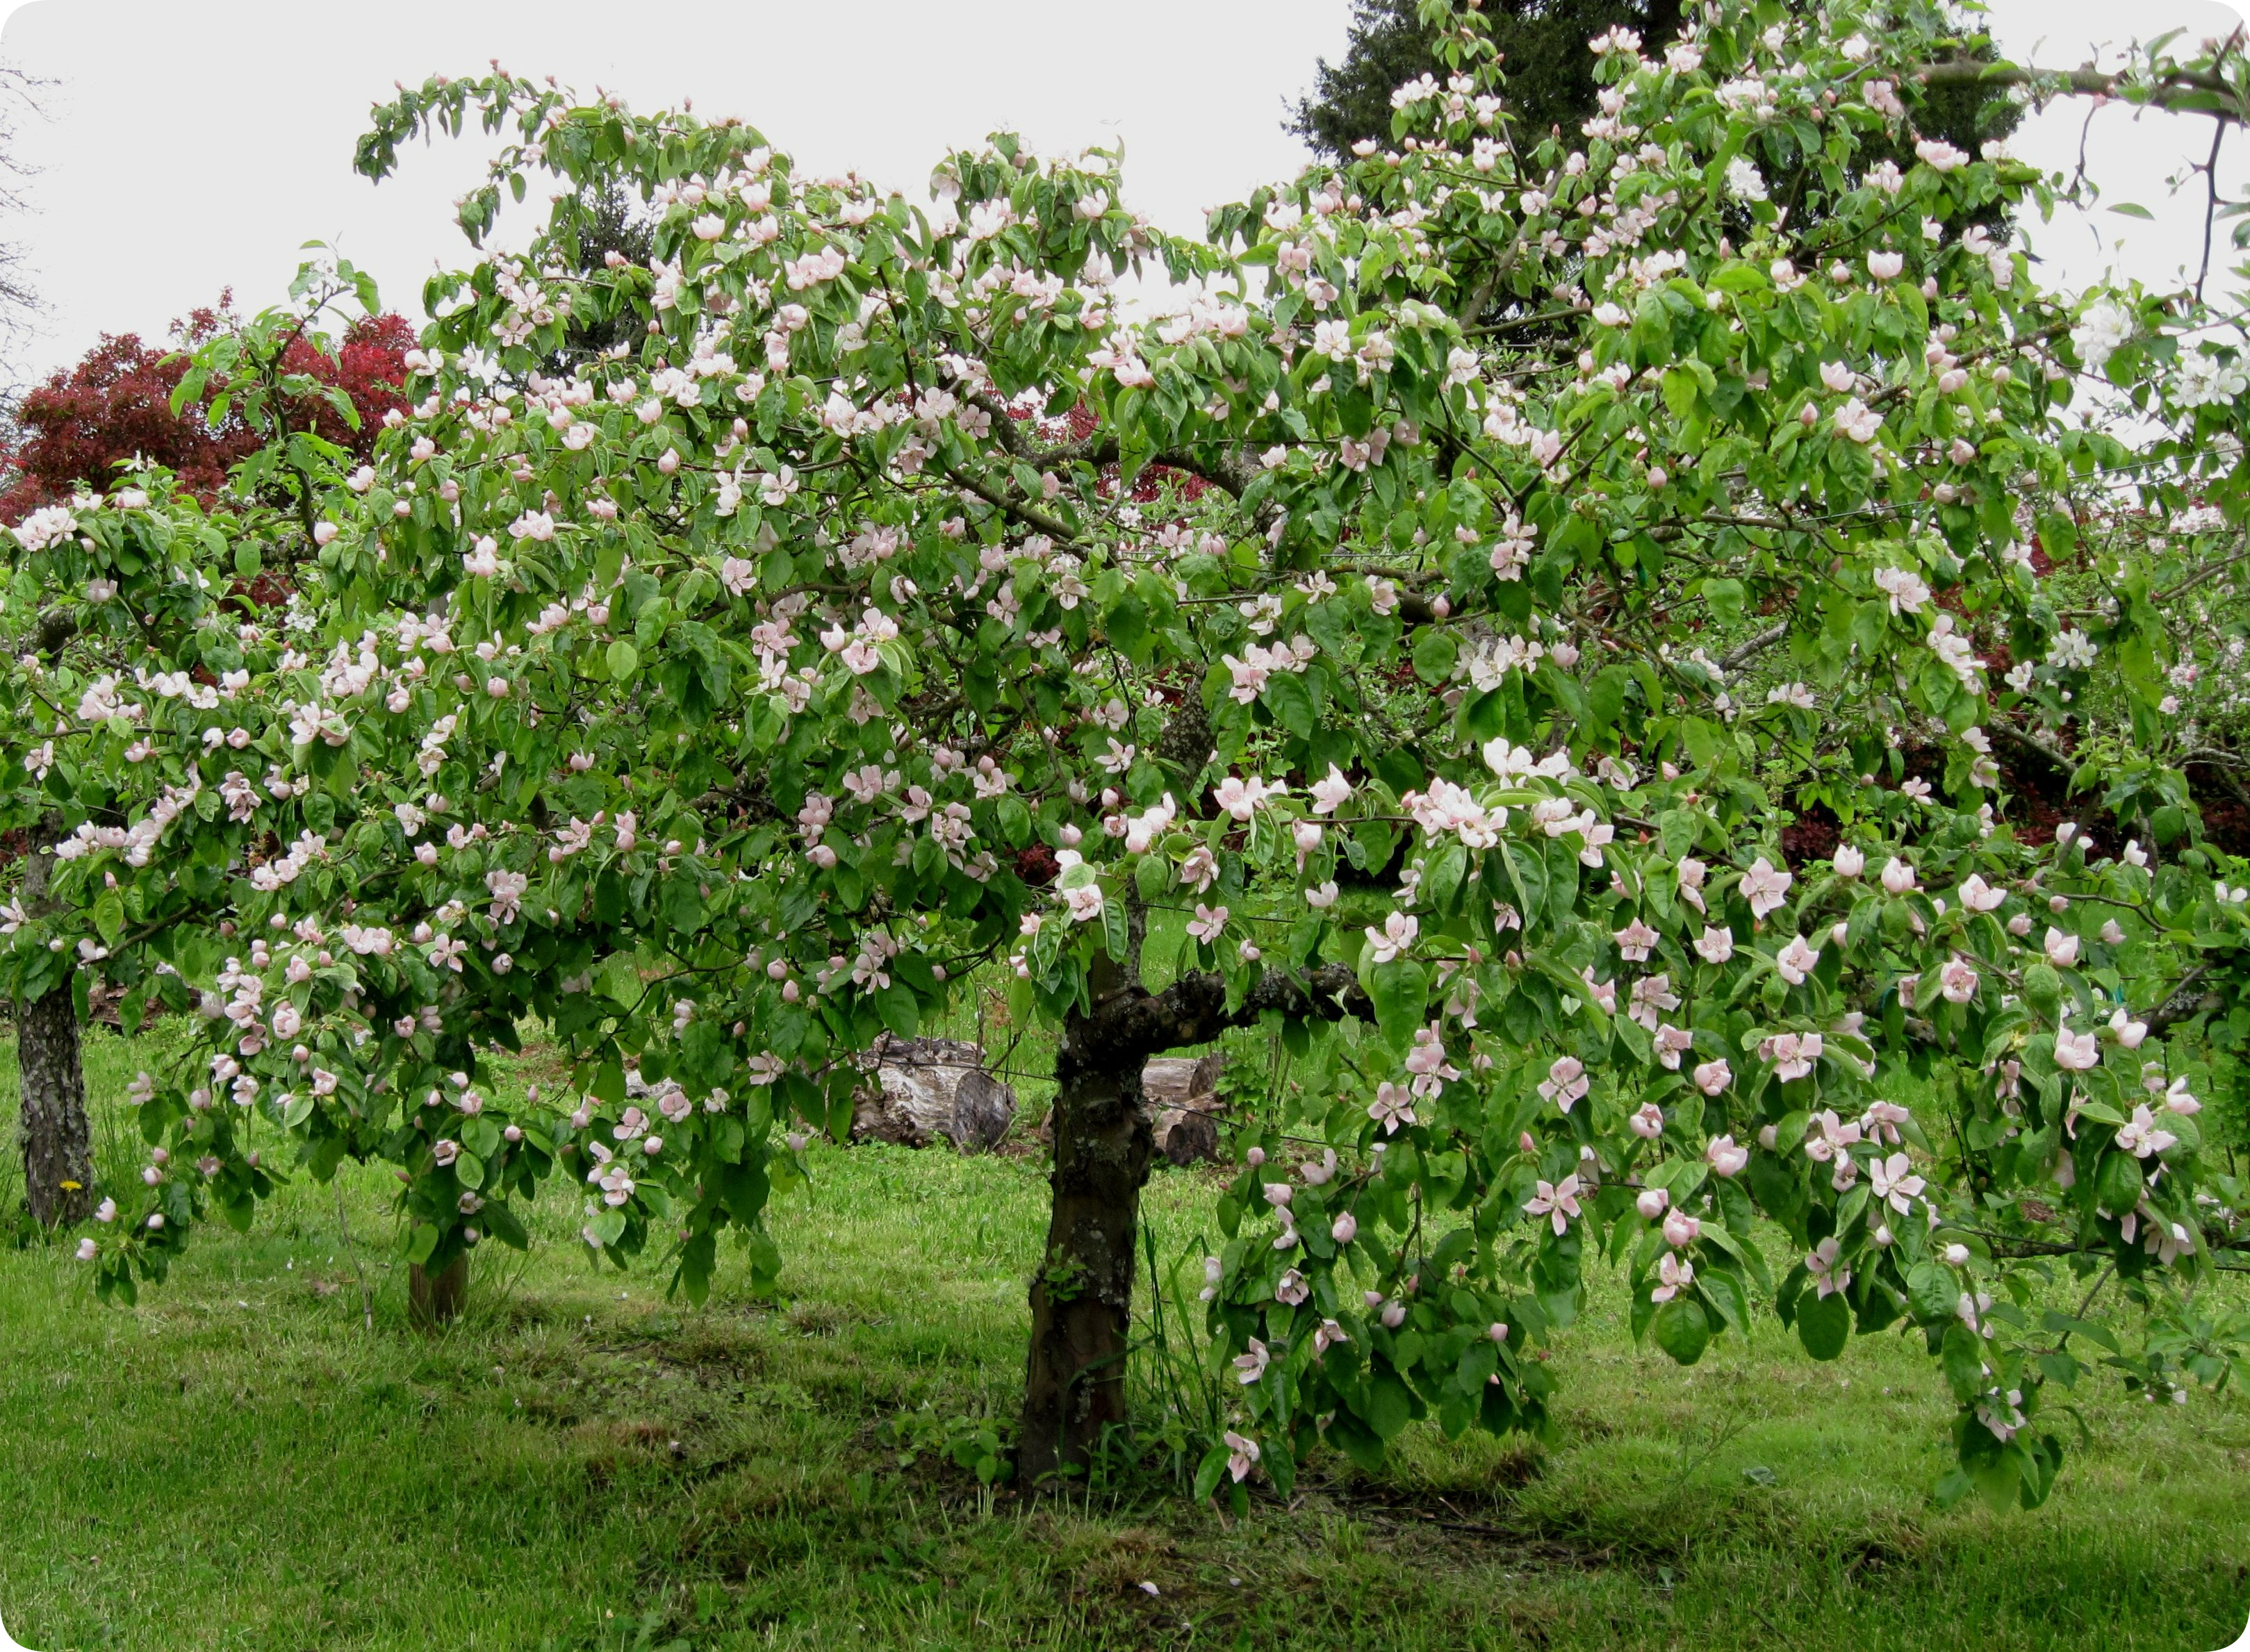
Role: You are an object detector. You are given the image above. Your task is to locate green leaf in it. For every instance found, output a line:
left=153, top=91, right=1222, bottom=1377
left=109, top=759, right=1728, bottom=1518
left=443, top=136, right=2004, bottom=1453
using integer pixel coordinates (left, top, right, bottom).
left=1796, top=1287, right=1850, bottom=1360
left=1368, top=960, right=1428, bottom=1052
left=1652, top=1297, right=1711, bottom=1365
left=878, top=982, right=920, bottom=1040
left=1411, top=627, right=1457, bottom=685
left=1263, top=670, right=1317, bottom=738
left=1702, top=577, right=1746, bottom=626
left=600, top=952, right=642, bottom=1006
left=1365, top=1368, right=1414, bottom=1439
left=1941, top=1322, right=1985, bottom=1403
left=607, top=638, right=639, bottom=681
left=1193, top=1444, right=1231, bottom=1503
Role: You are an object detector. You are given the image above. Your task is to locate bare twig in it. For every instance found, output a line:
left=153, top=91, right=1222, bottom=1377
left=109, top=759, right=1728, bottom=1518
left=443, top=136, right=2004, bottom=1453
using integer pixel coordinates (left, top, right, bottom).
left=2196, top=119, right=2227, bottom=301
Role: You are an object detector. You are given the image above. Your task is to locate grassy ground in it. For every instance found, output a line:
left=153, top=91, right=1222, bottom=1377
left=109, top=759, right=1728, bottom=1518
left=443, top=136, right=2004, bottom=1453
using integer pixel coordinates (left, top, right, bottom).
left=1, top=1027, right=2248, bottom=1652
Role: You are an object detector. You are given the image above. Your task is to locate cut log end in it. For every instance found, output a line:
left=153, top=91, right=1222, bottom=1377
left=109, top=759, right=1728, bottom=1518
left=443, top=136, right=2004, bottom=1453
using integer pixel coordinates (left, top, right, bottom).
left=851, top=1036, right=1017, bottom=1153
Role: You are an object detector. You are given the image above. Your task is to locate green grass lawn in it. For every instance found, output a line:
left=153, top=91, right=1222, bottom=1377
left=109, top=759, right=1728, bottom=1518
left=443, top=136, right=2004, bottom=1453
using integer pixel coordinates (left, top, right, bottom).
left=2, top=1025, right=2248, bottom=1652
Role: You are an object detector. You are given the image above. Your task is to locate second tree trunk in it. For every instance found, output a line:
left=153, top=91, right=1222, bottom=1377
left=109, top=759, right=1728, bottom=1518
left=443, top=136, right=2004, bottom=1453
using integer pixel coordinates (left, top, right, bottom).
left=15, top=830, right=92, bottom=1228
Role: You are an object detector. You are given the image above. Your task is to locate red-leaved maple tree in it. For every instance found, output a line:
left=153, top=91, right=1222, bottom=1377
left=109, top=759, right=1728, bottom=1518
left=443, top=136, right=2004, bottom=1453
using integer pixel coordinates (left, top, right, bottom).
left=0, top=297, right=412, bottom=518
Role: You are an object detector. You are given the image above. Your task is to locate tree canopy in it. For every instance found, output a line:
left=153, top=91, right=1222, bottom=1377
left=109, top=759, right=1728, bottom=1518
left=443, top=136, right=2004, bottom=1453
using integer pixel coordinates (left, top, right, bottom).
left=9, top=0, right=2250, bottom=1505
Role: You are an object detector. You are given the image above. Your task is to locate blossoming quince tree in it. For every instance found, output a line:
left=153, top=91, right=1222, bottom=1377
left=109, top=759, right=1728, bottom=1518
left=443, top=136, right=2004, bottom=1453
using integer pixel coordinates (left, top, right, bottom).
left=12, top=0, right=2250, bottom=1497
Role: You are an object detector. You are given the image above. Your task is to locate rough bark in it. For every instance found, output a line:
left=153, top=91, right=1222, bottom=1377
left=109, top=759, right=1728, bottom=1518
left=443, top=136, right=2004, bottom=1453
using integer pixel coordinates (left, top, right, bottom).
left=1017, top=1007, right=1157, bottom=1489
left=409, top=1256, right=469, bottom=1328
left=1015, top=962, right=1370, bottom=1487
left=14, top=824, right=92, bottom=1228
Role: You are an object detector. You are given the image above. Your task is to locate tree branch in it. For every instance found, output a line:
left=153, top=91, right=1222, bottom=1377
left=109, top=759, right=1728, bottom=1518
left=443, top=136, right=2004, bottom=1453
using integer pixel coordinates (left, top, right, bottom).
left=1721, top=621, right=1787, bottom=670
left=2146, top=964, right=2223, bottom=1037
left=1072, top=964, right=1372, bottom=1074
left=1916, top=56, right=2250, bottom=125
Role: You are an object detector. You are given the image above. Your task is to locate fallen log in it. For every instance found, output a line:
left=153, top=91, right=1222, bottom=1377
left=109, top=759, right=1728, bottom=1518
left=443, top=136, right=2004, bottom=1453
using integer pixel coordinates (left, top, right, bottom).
left=1142, top=1053, right=1224, bottom=1166
left=851, top=1035, right=1017, bottom=1153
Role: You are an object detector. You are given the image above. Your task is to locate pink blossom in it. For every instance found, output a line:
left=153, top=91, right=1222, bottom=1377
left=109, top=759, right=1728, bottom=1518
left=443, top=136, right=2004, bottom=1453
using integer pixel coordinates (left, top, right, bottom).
left=1524, top=1173, right=1584, bottom=1235
left=1538, top=1056, right=1589, bottom=1112
left=1705, top=1133, right=1748, bottom=1175
left=1651, top=1251, right=1695, bottom=1303
left=1740, top=857, right=1793, bottom=920
left=1806, top=1236, right=1851, bottom=1297
left=1775, top=934, right=1821, bottom=984
left=2116, top=1105, right=2177, bottom=1159
left=1368, top=1082, right=1418, bottom=1135
left=1653, top=1023, right=1695, bottom=1071
left=1614, top=918, right=1659, bottom=962
left=1957, top=874, right=2005, bottom=913
left=1764, top=1031, right=1824, bottom=1082
left=1232, top=1339, right=1270, bottom=1385
left=2053, top=1025, right=2099, bottom=1071
left=1869, top=1152, right=1926, bottom=1214
left=1225, top=1430, right=1261, bottom=1482
left=1365, top=911, right=1418, bottom=964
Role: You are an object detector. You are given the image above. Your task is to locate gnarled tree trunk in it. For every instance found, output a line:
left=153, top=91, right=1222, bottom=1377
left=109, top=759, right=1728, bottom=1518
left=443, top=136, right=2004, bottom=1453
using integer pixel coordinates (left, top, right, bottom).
left=1015, top=959, right=1371, bottom=1489
left=15, top=825, right=92, bottom=1228
left=1017, top=1009, right=1157, bottom=1488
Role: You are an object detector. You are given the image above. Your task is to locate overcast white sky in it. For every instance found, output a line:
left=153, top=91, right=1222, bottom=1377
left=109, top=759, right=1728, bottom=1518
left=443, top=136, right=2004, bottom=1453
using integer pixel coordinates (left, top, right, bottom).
left=0, top=0, right=2243, bottom=386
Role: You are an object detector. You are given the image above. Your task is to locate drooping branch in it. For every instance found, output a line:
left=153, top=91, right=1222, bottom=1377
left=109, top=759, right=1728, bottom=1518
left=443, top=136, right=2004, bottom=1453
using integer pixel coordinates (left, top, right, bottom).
left=1916, top=54, right=2250, bottom=125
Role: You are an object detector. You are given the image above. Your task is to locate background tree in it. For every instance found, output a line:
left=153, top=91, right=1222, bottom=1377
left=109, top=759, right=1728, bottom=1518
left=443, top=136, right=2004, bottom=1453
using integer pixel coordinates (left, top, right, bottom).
left=1293, top=1, right=2019, bottom=232
left=0, top=62, right=48, bottom=370
left=0, top=299, right=412, bottom=518
left=0, top=290, right=408, bottom=1230
left=1294, top=0, right=1686, bottom=155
